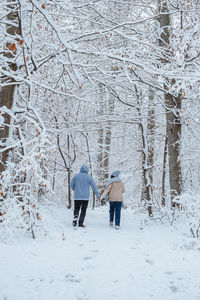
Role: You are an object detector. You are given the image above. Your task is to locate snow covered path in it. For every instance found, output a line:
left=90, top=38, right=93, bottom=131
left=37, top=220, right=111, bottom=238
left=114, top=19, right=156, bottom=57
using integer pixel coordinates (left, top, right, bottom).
left=0, top=207, right=200, bottom=300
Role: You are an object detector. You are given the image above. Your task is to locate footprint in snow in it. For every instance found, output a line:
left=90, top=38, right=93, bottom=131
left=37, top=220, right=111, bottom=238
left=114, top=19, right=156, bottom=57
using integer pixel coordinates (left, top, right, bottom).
left=165, top=271, right=174, bottom=275
left=84, top=256, right=92, bottom=260
left=65, top=274, right=74, bottom=278
left=145, top=259, right=154, bottom=265
left=169, top=285, right=178, bottom=293
left=65, top=274, right=81, bottom=283
left=130, top=246, right=137, bottom=250
left=69, top=278, right=81, bottom=283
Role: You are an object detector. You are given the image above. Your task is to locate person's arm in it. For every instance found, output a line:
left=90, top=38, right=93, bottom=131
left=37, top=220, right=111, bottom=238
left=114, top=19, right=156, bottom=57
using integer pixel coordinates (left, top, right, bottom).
left=122, top=182, right=125, bottom=193
left=90, top=177, right=100, bottom=198
left=70, top=176, right=75, bottom=191
left=101, top=184, right=112, bottom=199
left=121, top=182, right=126, bottom=206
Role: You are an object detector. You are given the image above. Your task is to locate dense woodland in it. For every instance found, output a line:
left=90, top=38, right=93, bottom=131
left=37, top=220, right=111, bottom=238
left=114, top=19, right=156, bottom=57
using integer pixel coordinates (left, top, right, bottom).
left=0, top=0, right=200, bottom=239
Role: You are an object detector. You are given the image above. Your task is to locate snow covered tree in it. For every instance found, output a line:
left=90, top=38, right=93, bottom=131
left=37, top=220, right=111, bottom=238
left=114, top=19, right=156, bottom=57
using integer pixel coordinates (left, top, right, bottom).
left=0, top=0, right=21, bottom=174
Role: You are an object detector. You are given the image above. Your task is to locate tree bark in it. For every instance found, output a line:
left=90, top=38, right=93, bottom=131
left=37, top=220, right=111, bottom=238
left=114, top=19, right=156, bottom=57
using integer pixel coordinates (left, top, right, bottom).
left=97, top=83, right=105, bottom=196
left=161, top=135, right=168, bottom=206
left=147, top=88, right=155, bottom=196
left=103, top=97, right=115, bottom=184
left=165, top=91, right=182, bottom=206
left=140, top=121, right=153, bottom=217
left=82, top=132, right=96, bottom=209
left=158, top=0, right=182, bottom=206
left=67, top=134, right=71, bottom=209
left=135, top=86, right=153, bottom=217
left=0, top=2, right=20, bottom=174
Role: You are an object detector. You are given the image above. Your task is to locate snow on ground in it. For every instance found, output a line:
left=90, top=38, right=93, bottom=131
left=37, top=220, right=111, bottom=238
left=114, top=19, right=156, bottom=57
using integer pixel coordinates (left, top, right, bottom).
left=0, top=206, right=200, bottom=300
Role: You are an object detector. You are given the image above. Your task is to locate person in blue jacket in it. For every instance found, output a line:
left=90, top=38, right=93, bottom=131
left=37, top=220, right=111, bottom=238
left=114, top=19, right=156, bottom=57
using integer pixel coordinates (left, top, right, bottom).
left=70, top=165, right=100, bottom=227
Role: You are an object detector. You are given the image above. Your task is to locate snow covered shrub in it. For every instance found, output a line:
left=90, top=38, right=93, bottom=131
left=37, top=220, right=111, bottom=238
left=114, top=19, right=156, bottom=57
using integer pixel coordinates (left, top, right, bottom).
left=0, top=157, right=50, bottom=241
left=0, top=111, right=52, bottom=241
left=173, top=192, right=200, bottom=238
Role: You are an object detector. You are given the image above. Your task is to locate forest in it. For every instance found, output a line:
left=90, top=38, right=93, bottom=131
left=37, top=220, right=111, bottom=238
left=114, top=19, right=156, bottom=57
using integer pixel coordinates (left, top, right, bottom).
left=0, top=1, right=200, bottom=299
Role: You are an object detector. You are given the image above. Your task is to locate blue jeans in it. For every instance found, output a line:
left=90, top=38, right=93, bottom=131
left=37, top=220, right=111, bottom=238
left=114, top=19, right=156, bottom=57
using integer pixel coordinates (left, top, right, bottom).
left=109, top=202, right=122, bottom=226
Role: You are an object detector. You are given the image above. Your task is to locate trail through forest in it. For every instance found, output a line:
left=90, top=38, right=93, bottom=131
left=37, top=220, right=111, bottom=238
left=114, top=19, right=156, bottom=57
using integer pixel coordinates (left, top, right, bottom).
left=0, top=207, right=200, bottom=300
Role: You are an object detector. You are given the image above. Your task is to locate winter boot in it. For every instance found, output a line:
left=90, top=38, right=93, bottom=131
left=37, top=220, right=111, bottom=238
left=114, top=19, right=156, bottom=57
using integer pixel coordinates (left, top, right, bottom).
left=72, top=217, right=78, bottom=227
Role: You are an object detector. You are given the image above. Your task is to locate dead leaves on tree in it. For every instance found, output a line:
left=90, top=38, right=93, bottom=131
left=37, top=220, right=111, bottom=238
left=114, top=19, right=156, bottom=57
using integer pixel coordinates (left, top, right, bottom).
left=8, top=40, right=24, bottom=53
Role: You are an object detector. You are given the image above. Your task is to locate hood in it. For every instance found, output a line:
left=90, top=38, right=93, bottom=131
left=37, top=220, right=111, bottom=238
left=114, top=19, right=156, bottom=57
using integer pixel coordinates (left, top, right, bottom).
left=111, top=170, right=120, bottom=177
left=80, top=164, right=89, bottom=173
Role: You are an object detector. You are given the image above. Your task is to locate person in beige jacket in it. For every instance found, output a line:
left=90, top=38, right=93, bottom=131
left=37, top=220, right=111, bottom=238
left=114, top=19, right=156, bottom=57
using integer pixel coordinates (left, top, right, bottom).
left=101, top=170, right=125, bottom=229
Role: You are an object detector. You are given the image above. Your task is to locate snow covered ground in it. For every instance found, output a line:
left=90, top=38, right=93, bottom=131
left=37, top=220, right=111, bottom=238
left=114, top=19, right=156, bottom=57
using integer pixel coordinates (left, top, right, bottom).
left=0, top=206, right=200, bottom=300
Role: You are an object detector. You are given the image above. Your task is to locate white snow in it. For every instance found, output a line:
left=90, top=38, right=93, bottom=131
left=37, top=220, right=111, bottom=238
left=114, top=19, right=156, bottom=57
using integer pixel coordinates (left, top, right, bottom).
left=0, top=207, right=200, bottom=300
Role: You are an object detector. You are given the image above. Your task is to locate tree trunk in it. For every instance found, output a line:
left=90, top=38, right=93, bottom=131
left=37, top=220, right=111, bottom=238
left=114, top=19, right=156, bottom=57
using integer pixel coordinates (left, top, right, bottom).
left=0, top=2, right=20, bottom=174
left=52, top=159, right=57, bottom=191
left=97, top=83, right=105, bottom=196
left=147, top=88, right=155, bottom=196
left=103, top=96, right=115, bottom=184
left=165, top=91, right=182, bottom=206
left=135, top=86, right=153, bottom=217
left=67, top=134, right=71, bottom=209
left=82, top=132, right=96, bottom=209
left=140, top=121, right=153, bottom=217
left=161, top=135, right=168, bottom=206
left=158, top=0, right=182, bottom=206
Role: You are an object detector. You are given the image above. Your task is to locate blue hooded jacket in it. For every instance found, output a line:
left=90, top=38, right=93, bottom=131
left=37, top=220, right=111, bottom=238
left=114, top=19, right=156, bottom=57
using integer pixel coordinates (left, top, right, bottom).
left=70, top=165, right=100, bottom=200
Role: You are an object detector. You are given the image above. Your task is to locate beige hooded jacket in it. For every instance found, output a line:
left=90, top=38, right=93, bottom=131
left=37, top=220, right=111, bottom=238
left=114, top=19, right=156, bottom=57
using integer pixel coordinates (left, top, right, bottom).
left=101, top=181, right=125, bottom=202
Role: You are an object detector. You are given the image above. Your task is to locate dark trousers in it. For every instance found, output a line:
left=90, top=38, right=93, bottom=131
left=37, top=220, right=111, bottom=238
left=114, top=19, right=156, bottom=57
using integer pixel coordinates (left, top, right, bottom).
left=74, top=200, right=89, bottom=225
left=109, top=202, right=122, bottom=226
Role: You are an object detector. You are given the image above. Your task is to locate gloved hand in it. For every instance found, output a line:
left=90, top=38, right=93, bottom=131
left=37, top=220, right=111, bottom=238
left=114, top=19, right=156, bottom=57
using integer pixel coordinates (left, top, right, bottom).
left=122, top=203, right=127, bottom=209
